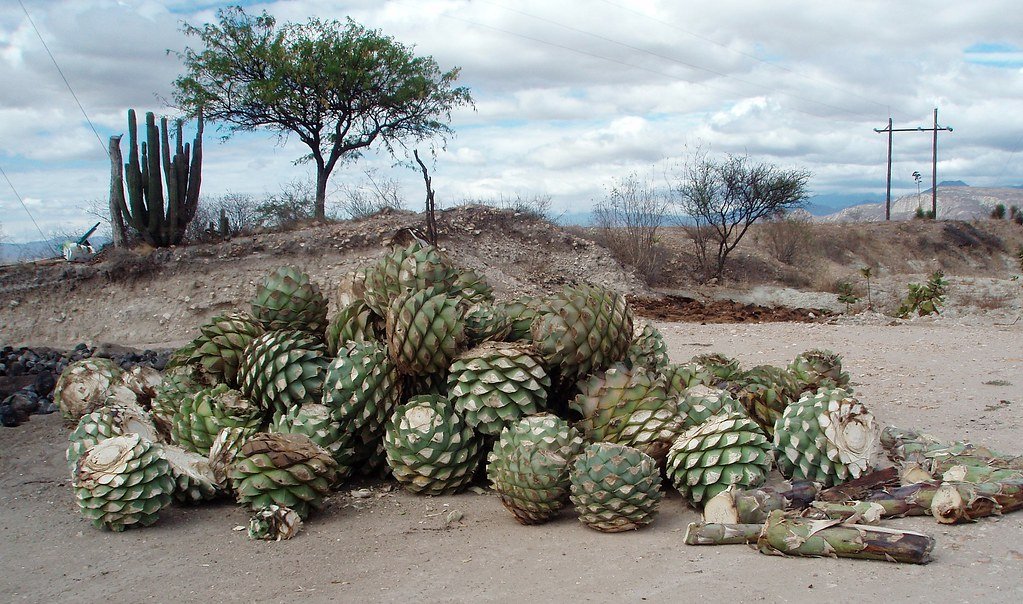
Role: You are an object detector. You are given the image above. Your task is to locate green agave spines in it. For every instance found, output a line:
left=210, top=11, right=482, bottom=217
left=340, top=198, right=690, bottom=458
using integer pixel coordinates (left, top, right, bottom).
left=271, top=403, right=344, bottom=462
left=208, top=426, right=258, bottom=491
left=530, top=284, right=633, bottom=384
left=570, top=364, right=680, bottom=462
left=627, top=322, right=669, bottom=372
left=162, top=444, right=222, bottom=503
left=172, top=384, right=263, bottom=456
left=448, top=342, right=550, bottom=436
left=321, top=341, right=402, bottom=478
left=363, top=242, right=455, bottom=316
left=325, top=299, right=383, bottom=355
left=773, top=388, right=879, bottom=487
left=487, top=414, right=584, bottom=524
left=691, top=353, right=743, bottom=385
left=186, top=312, right=265, bottom=387
left=733, top=365, right=803, bottom=437
left=463, top=303, right=513, bottom=345
left=151, top=365, right=208, bottom=439
left=248, top=505, right=303, bottom=541
left=405, top=371, right=449, bottom=399
left=662, top=362, right=714, bottom=398
left=55, top=357, right=125, bottom=421
left=384, top=395, right=482, bottom=495
left=677, top=385, right=744, bottom=430
left=666, top=413, right=772, bottom=507
left=385, top=288, right=467, bottom=376
left=237, top=329, right=329, bottom=415
left=569, top=442, right=663, bottom=533
left=67, top=404, right=161, bottom=473
left=789, top=349, right=851, bottom=393
left=251, top=266, right=329, bottom=334
left=497, top=296, right=542, bottom=342
left=449, top=268, right=494, bottom=304
left=231, top=432, right=338, bottom=519
left=72, top=433, right=175, bottom=531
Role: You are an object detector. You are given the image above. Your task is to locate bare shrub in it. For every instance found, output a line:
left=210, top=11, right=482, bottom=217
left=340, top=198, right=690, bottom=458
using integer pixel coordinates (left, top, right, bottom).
left=591, top=173, right=670, bottom=284
left=333, top=169, right=406, bottom=219
left=187, top=193, right=261, bottom=242
left=255, top=180, right=316, bottom=229
left=759, top=210, right=816, bottom=265
left=460, top=193, right=554, bottom=222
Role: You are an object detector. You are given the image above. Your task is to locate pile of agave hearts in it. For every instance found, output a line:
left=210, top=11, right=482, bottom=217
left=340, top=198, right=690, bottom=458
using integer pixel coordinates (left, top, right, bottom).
left=56, top=240, right=881, bottom=540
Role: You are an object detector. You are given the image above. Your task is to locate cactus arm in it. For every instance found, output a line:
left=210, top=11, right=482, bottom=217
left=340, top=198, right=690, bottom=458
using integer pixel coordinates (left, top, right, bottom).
left=144, top=112, right=165, bottom=243
left=124, top=109, right=148, bottom=235
left=162, top=117, right=179, bottom=246
left=184, top=110, right=203, bottom=224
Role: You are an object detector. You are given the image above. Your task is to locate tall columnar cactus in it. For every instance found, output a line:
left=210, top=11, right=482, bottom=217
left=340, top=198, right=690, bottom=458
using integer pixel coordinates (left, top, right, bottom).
left=117, top=108, right=203, bottom=247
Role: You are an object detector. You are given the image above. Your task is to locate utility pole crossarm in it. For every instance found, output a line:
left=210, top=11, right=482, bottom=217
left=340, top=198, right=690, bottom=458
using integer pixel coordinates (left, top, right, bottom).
left=873, top=108, right=953, bottom=220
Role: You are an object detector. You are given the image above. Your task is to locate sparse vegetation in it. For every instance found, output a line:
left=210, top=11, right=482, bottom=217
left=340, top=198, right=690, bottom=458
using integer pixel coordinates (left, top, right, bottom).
left=760, top=211, right=815, bottom=265
left=836, top=282, right=859, bottom=313
left=187, top=193, right=261, bottom=242
left=335, top=169, right=406, bottom=220
left=914, top=207, right=936, bottom=220
left=860, top=266, right=874, bottom=310
left=897, top=270, right=949, bottom=318
left=671, top=151, right=811, bottom=281
left=591, top=173, right=671, bottom=284
left=254, top=180, right=316, bottom=229
left=991, top=204, right=1007, bottom=219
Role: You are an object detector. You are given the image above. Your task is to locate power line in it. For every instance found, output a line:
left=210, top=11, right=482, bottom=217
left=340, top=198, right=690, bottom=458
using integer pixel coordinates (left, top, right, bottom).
left=458, top=3, right=877, bottom=120
left=17, top=0, right=109, bottom=159
left=0, top=162, right=50, bottom=243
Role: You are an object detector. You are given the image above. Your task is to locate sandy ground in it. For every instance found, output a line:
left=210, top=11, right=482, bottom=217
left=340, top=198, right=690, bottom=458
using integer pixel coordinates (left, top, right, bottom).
left=3, top=320, right=1022, bottom=603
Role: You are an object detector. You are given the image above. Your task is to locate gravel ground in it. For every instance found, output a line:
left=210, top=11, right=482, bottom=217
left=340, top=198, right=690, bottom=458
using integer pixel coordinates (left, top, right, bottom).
left=3, top=320, right=1022, bottom=603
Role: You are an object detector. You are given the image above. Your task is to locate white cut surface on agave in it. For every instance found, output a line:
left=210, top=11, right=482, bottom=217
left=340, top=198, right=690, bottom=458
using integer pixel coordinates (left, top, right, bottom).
left=817, top=396, right=878, bottom=472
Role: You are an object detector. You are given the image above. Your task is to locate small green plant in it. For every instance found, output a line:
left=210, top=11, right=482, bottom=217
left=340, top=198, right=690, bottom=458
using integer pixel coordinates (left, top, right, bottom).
left=897, top=270, right=949, bottom=318
left=991, top=204, right=1007, bottom=219
left=859, top=266, right=873, bottom=310
left=836, top=282, right=860, bottom=313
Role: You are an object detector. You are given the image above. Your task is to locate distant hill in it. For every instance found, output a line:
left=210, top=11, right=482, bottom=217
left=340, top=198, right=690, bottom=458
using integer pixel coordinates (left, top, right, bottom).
left=818, top=185, right=1023, bottom=222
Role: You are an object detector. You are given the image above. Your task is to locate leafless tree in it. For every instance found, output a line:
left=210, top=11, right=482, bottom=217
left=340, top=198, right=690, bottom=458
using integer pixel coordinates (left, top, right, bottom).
left=591, top=172, right=671, bottom=283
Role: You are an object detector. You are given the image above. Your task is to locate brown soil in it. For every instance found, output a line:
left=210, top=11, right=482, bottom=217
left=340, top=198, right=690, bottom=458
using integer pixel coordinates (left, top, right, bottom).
left=630, top=294, right=830, bottom=323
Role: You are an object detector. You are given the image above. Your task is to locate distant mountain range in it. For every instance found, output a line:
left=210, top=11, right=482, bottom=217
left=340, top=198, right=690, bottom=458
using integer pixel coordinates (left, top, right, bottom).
left=817, top=183, right=1023, bottom=222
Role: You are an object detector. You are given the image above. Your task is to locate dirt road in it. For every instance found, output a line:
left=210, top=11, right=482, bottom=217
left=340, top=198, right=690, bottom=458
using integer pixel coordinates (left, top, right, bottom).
left=2, top=320, right=1022, bottom=603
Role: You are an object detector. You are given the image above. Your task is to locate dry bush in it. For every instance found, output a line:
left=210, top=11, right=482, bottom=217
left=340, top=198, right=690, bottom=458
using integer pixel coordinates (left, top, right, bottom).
left=334, top=169, right=407, bottom=219
left=758, top=212, right=816, bottom=265
left=591, top=173, right=670, bottom=285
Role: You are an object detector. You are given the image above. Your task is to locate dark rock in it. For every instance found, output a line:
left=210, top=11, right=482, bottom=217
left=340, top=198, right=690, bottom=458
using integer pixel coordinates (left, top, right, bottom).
left=7, top=362, right=25, bottom=376
left=33, top=372, right=56, bottom=396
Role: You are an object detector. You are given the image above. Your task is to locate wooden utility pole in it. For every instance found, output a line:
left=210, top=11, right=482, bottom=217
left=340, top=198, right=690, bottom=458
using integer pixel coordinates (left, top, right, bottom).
left=873, top=108, right=952, bottom=220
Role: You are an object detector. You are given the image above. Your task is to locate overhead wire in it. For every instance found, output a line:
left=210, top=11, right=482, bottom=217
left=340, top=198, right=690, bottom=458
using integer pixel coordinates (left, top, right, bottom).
left=0, top=162, right=50, bottom=243
left=17, top=0, right=109, bottom=159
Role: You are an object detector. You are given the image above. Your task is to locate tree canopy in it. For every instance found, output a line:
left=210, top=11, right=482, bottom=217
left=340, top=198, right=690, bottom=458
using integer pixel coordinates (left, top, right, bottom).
left=173, top=7, right=472, bottom=219
left=673, top=153, right=810, bottom=280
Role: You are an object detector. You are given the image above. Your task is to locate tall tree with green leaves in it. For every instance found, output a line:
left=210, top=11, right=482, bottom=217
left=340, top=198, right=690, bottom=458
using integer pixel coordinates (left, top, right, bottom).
left=173, top=7, right=472, bottom=219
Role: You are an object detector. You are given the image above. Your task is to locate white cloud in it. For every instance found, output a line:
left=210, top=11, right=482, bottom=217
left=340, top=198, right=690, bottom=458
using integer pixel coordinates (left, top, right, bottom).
left=1, top=0, right=1021, bottom=241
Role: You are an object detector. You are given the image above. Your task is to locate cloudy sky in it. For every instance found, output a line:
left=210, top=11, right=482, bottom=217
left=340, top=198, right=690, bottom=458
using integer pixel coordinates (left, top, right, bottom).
left=1, top=0, right=1021, bottom=242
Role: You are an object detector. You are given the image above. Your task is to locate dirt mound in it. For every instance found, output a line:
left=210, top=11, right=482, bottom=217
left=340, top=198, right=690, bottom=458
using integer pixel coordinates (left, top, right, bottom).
left=630, top=294, right=828, bottom=323
left=0, top=206, right=650, bottom=348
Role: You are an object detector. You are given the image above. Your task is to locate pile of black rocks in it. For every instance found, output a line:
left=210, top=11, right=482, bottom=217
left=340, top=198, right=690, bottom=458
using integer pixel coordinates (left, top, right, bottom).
left=0, top=343, right=172, bottom=427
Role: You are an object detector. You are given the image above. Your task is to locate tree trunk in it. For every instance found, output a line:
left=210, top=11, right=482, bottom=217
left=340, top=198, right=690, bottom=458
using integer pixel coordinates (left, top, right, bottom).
left=108, top=135, right=128, bottom=247
left=314, top=166, right=329, bottom=221
left=414, top=150, right=437, bottom=245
